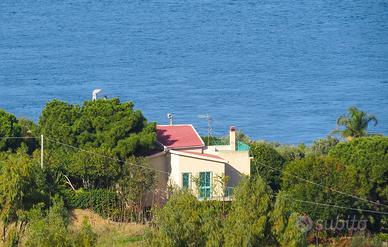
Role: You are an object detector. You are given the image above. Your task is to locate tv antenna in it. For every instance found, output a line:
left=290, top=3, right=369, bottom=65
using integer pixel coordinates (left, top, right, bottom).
left=167, top=113, right=174, bottom=125
left=198, top=114, right=213, bottom=145
left=92, top=89, right=102, bottom=101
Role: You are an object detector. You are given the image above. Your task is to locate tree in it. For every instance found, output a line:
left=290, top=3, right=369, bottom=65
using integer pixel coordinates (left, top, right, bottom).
left=223, top=176, right=273, bottom=246
left=271, top=191, right=307, bottom=247
left=39, top=98, right=156, bottom=158
left=333, top=106, right=378, bottom=140
left=0, top=150, right=45, bottom=241
left=311, top=136, right=339, bottom=156
left=201, top=201, right=224, bottom=247
left=329, top=136, right=388, bottom=231
left=276, top=144, right=306, bottom=163
left=147, top=191, right=206, bottom=246
left=250, top=142, right=285, bottom=191
left=116, top=157, right=155, bottom=222
left=18, top=118, right=39, bottom=154
left=280, top=156, right=357, bottom=222
left=69, top=147, right=120, bottom=189
left=0, top=109, right=22, bottom=151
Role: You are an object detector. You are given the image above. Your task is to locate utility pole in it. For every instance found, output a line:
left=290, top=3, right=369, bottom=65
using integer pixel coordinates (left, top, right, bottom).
left=40, top=134, right=44, bottom=169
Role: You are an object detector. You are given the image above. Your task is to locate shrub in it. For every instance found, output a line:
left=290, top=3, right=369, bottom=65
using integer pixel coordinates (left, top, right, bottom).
left=61, top=189, right=122, bottom=220
left=74, top=218, right=98, bottom=247
left=24, top=198, right=97, bottom=247
left=25, top=199, right=72, bottom=247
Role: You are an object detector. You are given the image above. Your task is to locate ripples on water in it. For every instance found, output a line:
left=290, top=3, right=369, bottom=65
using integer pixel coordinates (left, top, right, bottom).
left=0, top=0, right=387, bottom=143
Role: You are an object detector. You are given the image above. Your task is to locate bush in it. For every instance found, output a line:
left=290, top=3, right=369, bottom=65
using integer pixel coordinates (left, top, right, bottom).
left=24, top=198, right=97, bottom=247
left=350, top=232, right=384, bottom=247
left=75, top=218, right=98, bottom=247
left=25, top=199, right=72, bottom=247
left=61, top=189, right=122, bottom=220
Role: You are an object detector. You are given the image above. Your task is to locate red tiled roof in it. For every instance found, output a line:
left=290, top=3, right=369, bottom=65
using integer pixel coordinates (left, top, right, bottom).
left=156, top=125, right=204, bottom=149
left=179, top=151, right=224, bottom=161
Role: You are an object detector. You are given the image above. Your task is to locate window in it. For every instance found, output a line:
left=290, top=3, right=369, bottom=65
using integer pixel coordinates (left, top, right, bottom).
left=199, top=172, right=212, bottom=198
left=182, top=172, right=191, bottom=189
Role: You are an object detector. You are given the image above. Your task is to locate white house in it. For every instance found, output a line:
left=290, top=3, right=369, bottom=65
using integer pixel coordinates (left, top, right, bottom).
left=147, top=124, right=251, bottom=205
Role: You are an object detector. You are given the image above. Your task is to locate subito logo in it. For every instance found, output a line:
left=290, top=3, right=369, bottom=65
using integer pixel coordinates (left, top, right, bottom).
left=296, top=215, right=313, bottom=233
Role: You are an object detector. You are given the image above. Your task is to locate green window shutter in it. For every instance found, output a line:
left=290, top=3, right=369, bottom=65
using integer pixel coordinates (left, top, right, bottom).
left=199, top=172, right=212, bottom=198
left=182, top=173, right=190, bottom=189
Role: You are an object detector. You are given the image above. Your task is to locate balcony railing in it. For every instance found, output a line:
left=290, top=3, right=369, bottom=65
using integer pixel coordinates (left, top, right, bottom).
left=206, top=140, right=250, bottom=152
left=197, top=187, right=234, bottom=201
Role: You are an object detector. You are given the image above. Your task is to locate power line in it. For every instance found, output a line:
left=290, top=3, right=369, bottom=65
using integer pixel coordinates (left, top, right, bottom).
left=272, top=194, right=388, bottom=216
left=257, top=161, right=388, bottom=208
left=45, top=137, right=170, bottom=175
left=0, top=136, right=40, bottom=139
left=3, top=135, right=386, bottom=214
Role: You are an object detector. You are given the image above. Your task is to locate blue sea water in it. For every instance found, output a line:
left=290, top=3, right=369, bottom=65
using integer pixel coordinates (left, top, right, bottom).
left=0, top=0, right=387, bottom=144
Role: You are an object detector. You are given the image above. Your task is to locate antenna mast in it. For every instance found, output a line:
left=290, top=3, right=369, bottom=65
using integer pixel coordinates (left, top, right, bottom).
left=167, top=113, right=174, bottom=125
left=198, top=114, right=213, bottom=145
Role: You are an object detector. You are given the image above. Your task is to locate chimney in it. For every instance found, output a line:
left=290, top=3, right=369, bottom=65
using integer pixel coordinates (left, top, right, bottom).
left=229, top=126, right=236, bottom=151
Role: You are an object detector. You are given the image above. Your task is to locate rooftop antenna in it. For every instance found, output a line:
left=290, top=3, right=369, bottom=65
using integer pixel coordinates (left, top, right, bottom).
left=167, top=113, right=173, bottom=125
left=198, top=114, right=213, bottom=146
left=92, top=89, right=102, bottom=101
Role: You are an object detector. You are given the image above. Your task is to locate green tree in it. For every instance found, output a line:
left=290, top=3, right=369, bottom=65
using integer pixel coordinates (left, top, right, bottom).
left=117, top=157, right=155, bottom=222
left=329, top=136, right=388, bottom=202
left=18, top=118, right=39, bottom=154
left=0, top=110, right=22, bottom=152
left=333, top=106, right=378, bottom=140
left=329, top=136, right=388, bottom=231
left=223, top=176, right=273, bottom=246
left=280, top=156, right=357, bottom=222
left=0, top=151, right=44, bottom=241
left=201, top=202, right=224, bottom=247
left=276, top=144, right=306, bottom=162
left=250, top=142, right=285, bottom=191
left=69, top=147, right=120, bottom=189
left=271, top=191, right=307, bottom=247
left=147, top=191, right=206, bottom=246
left=311, top=136, right=339, bottom=156
left=39, top=98, right=156, bottom=158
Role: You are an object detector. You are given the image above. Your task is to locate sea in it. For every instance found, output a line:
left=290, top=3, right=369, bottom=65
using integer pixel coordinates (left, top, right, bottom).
left=0, top=0, right=387, bottom=144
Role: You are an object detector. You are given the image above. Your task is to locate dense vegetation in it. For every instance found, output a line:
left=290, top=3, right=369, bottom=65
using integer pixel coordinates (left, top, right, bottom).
left=0, top=99, right=157, bottom=246
left=0, top=104, right=387, bottom=246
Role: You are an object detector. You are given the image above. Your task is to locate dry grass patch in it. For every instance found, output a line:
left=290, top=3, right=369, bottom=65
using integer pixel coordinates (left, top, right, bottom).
left=70, top=209, right=148, bottom=247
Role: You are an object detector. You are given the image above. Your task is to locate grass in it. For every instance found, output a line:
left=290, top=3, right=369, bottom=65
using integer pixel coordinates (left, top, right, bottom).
left=70, top=209, right=148, bottom=247
left=96, top=231, right=144, bottom=247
